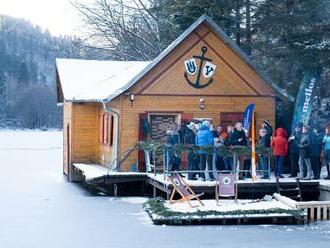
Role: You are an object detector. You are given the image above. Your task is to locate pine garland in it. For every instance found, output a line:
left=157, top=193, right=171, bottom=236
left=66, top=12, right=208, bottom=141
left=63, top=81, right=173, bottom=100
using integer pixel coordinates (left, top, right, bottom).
left=143, top=198, right=304, bottom=225
left=139, top=141, right=271, bottom=157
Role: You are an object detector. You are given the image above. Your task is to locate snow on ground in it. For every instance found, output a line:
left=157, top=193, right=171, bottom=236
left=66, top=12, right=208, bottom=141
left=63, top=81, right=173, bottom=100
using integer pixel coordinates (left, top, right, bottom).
left=165, top=199, right=292, bottom=213
left=73, top=163, right=146, bottom=180
left=73, top=163, right=110, bottom=180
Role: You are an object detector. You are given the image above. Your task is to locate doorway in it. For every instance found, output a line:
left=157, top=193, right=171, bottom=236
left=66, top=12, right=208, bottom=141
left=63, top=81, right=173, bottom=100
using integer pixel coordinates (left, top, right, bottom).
left=220, top=112, right=244, bottom=129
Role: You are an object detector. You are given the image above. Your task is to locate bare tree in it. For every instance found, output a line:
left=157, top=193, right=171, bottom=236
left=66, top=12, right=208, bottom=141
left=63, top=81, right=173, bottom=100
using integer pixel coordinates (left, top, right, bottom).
left=72, top=0, right=176, bottom=60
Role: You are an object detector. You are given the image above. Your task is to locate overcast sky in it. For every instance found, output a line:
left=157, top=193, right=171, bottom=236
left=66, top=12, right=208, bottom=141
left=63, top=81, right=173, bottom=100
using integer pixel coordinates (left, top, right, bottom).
left=0, top=0, right=93, bottom=36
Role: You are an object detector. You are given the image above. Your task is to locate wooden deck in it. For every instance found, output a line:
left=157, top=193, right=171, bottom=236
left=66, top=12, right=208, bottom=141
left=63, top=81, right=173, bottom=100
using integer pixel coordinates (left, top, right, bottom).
left=72, top=163, right=328, bottom=200
left=147, top=173, right=321, bottom=199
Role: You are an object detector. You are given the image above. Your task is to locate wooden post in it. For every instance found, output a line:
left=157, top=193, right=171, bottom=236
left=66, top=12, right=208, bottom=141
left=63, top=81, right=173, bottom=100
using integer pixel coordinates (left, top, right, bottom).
left=251, top=110, right=257, bottom=181
left=310, top=207, right=315, bottom=221
left=114, top=183, right=118, bottom=197
left=153, top=185, right=156, bottom=198
left=323, top=207, right=328, bottom=220
left=317, top=207, right=321, bottom=220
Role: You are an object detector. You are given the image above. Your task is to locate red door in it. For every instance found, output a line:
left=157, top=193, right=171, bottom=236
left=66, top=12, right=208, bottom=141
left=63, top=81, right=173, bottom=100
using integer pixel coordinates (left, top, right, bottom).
left=220, top=112, right=244, bottom=130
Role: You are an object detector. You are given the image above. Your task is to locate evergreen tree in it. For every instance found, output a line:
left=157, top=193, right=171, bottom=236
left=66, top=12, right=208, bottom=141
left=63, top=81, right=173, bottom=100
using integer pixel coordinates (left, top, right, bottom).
left=0, top=68, right=8, bottom=119
left=17, top=62, right=29, bottom=85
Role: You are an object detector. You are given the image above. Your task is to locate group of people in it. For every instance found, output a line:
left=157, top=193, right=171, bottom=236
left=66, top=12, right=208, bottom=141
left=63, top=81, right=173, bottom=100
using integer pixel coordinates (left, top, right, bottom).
left=165, top=119, right=330, bottom=181
left=286, top=124, right=330, bottom=180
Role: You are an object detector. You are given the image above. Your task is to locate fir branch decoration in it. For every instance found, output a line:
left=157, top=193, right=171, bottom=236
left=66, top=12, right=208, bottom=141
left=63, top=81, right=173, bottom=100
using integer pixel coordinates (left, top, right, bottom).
left=138, top=141, right=272, bottom=157
left=143, top=198, right=304, bottom=225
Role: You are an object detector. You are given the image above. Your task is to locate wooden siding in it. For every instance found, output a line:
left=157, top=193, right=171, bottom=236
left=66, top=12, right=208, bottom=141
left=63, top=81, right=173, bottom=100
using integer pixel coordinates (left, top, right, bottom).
left=71, top=103, right=99, bottom=163
left=118, top=95, right=275, bottom=171
left=98, top=99, right=120, bottom=167
left=63, top=102, right=72, bottom=175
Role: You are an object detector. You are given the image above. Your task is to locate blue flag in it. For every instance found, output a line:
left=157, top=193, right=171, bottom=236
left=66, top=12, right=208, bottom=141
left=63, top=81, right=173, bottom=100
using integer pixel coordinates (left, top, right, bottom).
left=243, top=104, right=256, bottom=131
left=291, top=71, right=319, bottom=133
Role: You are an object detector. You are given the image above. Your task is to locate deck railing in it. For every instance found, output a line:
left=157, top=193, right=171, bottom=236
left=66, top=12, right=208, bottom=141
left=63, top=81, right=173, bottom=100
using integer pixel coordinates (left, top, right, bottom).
left=274, top=193, right=330, bottom=221
left=143, top=145, right=272, bottom=180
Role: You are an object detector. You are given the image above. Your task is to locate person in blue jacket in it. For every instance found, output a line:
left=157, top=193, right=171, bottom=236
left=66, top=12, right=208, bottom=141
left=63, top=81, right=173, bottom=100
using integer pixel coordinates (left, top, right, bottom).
left=323, top=125, right=330, bottom=179
left=195, top=120, right=215, bottom=180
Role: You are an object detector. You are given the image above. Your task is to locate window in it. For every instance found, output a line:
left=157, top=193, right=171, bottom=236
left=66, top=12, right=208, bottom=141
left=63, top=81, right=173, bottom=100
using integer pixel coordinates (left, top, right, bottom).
left=100, top=114, right=114, bottom=145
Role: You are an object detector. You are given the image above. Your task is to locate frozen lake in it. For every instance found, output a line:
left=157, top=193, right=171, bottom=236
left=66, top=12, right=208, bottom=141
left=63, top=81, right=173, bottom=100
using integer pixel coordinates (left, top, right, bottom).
left=0, top=130, right=329, bottom=248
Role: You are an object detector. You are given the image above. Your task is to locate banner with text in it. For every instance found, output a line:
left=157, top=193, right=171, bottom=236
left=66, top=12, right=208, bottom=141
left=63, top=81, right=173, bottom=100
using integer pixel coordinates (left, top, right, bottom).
left=291, top=71, right=319, bottom=133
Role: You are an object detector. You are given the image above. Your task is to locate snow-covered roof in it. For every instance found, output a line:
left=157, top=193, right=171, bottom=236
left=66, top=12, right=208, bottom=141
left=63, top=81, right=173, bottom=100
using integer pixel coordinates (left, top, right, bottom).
left=56, top=59, right=150, bottom=102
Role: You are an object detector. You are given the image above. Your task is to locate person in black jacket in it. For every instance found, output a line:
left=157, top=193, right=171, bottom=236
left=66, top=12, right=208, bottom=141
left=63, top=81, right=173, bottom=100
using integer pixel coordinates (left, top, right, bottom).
left=231, top=122, right=248, bottom=179
left=288, top=124, right=302, bottom=177
left=310, top=128, right=322, bottom=179
left=262, top=120, right=273, bottom=141
left=185, top=122, right=199, bottom=180
left=258, top=128, right=270, bottom=179
left=165, top=122, right=181, bottom=172
left=298, top=126, right=313, bottom=179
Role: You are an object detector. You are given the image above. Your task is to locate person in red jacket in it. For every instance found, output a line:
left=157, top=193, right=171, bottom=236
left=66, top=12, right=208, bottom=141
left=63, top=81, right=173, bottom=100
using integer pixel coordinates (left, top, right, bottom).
left=271, top=127, right=288, bottom=178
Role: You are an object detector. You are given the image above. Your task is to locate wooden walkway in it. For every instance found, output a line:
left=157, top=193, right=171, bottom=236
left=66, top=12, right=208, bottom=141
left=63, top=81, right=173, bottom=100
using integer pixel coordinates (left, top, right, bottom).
left=147, top=173, right=321, bottom=199
left=72, top=163, right=328, bottom=200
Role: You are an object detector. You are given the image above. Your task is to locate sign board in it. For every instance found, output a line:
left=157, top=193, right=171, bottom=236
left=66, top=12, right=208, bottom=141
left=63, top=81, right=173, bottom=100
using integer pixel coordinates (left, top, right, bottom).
left=218, top=173, right=236, bottom=197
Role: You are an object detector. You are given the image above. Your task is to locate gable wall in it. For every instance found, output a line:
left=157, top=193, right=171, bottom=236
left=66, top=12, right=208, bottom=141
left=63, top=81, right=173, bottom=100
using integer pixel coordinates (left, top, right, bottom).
left=129, top=23, right=275, bottom=97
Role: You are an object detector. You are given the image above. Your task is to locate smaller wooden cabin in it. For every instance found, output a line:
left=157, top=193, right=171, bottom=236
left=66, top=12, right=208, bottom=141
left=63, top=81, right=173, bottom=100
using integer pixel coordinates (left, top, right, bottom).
left=56, top=15, right=289, bottom=179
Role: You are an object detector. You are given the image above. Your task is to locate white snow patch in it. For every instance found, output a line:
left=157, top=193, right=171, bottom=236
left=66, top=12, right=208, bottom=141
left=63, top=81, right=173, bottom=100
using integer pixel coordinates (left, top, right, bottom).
left=56, top=59, right=150, bottom=101
left=73, top=163, right=109, bottom=180
left=117, top=197, right=148, bottom=205
left=73, top=163, right=147, bottom=180
left=164, top=199, right=292, bottom=213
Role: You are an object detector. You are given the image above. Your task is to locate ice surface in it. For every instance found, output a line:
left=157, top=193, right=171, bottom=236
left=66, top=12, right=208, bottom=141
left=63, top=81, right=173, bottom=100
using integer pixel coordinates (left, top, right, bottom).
left=0, top=130, right=329, bottom=248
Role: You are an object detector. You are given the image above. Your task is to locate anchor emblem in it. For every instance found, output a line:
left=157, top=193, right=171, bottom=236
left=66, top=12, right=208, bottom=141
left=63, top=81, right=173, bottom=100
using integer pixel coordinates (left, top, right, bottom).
left=184, top=46, right=216, bottom=89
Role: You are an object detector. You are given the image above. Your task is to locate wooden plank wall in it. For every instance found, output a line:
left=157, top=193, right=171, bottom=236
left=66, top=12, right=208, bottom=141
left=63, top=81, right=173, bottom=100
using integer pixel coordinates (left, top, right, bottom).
left=131, top=23, right=275, bottom=97
left=71, top=103, right=99, bottom=163
left=98, top=99, right=120, bottom=167
left=63, top=102, right=72, bottom=175
left=118, top=95, right=275, bottom=171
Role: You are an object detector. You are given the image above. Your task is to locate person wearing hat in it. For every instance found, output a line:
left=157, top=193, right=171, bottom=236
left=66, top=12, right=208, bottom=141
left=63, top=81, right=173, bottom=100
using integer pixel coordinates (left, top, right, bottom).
left=195, top=120, right=215, bottom=180
left=185, top=122, right=199, bottom=180
left=262, top=120, right=273, bottom=138
left=288, top=123, right=303, bottom=177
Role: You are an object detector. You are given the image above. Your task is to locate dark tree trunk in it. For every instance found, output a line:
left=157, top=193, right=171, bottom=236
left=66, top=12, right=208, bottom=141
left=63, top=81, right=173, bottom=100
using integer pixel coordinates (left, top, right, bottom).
left=245, top=0, right=252, bottom=55
left=235, top=0, right=241, bottom=46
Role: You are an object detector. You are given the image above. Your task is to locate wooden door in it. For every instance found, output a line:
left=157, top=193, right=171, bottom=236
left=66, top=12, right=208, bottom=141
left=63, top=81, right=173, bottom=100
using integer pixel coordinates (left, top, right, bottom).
left=220, top=112, right=244, bottom=129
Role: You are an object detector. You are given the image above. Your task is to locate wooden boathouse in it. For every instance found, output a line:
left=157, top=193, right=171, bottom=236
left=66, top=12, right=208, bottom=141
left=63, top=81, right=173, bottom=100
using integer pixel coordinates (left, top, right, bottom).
left=56, top=14, right=289, bottom=181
